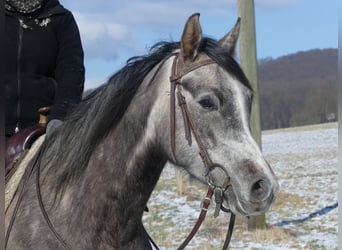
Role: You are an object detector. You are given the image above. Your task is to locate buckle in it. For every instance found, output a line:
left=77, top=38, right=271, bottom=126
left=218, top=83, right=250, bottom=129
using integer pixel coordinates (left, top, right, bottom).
left=201, top=197, right=211, bottom=211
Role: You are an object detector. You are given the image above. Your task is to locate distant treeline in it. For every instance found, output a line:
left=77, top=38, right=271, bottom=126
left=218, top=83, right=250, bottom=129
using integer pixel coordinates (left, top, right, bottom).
left=258, top=48, right=337, bottom=130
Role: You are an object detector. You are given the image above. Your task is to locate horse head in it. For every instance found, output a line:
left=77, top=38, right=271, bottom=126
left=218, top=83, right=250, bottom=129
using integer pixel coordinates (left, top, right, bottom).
left=150, top=13, right=278, bottom=216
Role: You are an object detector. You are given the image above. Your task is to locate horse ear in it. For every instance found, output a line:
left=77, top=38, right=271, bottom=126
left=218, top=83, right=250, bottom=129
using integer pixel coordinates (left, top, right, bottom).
left=180, top=13, right=202, bottom=61
left=218, top=18, right=241, bottom=56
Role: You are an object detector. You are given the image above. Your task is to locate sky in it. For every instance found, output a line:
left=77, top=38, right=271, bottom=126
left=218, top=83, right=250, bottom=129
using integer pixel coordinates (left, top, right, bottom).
left=61, top=0, right=338, bottom=90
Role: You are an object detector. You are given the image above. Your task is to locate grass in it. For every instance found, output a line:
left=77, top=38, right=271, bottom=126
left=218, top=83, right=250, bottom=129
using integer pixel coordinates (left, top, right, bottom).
left=271, top=192, right=312, bottom=211
left=250, top=226, right=297, bottom=244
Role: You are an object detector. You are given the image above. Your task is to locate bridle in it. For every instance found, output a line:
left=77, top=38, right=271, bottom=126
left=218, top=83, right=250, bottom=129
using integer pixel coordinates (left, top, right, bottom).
left=6, top=53, right=236, bottom=250
left=169, top=53, right=235, bottom=250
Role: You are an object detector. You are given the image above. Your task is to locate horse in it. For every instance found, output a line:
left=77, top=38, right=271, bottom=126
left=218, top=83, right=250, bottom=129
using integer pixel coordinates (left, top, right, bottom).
left=5, top=13, right=279, bottom=249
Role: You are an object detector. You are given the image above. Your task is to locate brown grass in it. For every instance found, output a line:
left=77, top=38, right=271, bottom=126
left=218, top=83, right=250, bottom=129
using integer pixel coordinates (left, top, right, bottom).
left=250, top=226, right=296, bottom=244
left=271, top=192, right=312, bottom=210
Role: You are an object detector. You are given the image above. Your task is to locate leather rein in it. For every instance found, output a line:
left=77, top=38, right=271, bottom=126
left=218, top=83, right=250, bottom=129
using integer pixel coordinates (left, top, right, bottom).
left=169, top=53, right=235, bottom=250
left=5, top=143, right=71, bottom=250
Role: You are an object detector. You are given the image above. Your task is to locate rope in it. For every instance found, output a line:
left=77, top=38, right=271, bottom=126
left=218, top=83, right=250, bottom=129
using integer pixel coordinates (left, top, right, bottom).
left=273, top=202, right=338, bottom=227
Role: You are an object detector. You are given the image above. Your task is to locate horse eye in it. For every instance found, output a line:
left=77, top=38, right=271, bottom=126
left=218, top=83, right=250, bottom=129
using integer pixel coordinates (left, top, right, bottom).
left=198, top=98, right=215, bottom=110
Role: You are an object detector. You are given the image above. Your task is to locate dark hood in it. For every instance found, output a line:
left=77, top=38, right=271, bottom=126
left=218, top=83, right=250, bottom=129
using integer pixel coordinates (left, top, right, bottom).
left=5, top=0, right=64, bottom=18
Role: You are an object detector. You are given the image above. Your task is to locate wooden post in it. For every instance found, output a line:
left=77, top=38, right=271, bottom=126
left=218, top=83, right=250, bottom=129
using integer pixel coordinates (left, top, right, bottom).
left=237, top=0, right=266, bottom=230
left=338, top=20, right=342, bottom=250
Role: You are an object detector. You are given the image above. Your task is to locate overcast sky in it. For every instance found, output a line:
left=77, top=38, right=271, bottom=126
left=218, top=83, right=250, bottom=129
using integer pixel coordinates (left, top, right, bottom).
left=61, top=0, right=338, bottom=89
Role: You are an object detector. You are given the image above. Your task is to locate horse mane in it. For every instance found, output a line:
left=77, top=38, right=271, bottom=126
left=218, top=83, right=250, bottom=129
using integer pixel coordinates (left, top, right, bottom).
left=42, top=38, right=251, bottom=195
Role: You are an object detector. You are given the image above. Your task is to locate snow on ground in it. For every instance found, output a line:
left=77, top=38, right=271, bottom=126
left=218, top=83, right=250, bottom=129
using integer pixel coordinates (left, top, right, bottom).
left=143, top=122, right=338, bottom=249
left=263, top=123, right=338, bottom=249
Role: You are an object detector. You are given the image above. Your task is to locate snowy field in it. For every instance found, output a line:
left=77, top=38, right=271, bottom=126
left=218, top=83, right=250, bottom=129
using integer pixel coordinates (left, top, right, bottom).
left=143, top=122, right=338, bottom=249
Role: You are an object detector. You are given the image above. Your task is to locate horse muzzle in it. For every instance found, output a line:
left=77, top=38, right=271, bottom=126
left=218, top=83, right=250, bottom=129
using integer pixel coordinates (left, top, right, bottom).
left=223, top=176, right=278, bottom=216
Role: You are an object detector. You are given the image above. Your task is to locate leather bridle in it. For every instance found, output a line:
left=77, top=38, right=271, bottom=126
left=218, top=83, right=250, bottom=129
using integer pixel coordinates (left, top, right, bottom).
left=6, top=53, right=236, bottom=250
left=169, top=53, right=235, bottom=250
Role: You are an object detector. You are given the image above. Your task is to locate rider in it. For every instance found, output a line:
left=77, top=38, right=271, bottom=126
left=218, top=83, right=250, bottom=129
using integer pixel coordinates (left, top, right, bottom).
left=5, top=0, right=85, bottom=139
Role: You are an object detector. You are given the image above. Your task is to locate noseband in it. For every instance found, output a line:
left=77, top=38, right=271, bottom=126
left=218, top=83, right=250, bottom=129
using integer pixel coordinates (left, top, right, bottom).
left=169, top=53, right=235, bottom=250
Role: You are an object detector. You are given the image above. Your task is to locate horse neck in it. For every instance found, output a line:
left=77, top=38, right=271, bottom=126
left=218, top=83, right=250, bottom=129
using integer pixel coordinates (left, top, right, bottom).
left=38, top=126, right=166, bottom=248
left=72, top=103, right=166, bottom=245
left=88, top=120, right=167, bottom=210
left=36, top=59, right=172, bottom=247
left=60, top=77, right=167, bottom=245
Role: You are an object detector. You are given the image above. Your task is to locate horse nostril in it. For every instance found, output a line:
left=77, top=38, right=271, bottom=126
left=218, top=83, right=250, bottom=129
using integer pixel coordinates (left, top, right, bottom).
left=253, top=180, right=265, bottom=194
left=251, top=179, right=269, bottom=202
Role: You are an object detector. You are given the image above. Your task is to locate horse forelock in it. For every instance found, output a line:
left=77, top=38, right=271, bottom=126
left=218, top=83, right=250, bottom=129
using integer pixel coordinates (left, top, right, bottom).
left=198, top=38, right=252, bottom=91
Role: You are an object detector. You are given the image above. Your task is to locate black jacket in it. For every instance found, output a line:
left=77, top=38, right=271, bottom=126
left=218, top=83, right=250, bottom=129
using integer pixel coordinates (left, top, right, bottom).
left=5, top=0, right=85, bottom=136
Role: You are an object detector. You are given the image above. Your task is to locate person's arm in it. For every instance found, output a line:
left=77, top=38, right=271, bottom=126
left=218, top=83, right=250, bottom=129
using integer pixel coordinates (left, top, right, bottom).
left=49, top=10, right=85, bottom=122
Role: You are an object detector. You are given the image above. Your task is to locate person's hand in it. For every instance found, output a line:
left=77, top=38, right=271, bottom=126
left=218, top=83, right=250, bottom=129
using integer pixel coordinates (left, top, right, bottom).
left=46, top=119, right=63, bottom=138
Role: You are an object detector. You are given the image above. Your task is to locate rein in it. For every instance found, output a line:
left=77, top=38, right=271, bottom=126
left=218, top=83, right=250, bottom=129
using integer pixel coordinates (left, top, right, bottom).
left=5, top=142, right=70, bottom=250
left=5, top=148, right=42, bottom=249
left=36, top=150, right=70, bottom=249
left=169, top=54, right=235, bottom=250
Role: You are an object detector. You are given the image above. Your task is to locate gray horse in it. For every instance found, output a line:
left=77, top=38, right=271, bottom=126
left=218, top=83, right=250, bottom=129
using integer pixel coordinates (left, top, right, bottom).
left=6, top=13, right=278, bottom=249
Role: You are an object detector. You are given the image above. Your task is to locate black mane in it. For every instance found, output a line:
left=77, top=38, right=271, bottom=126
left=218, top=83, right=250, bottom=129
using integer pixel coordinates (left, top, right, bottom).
left=42, top=38, right=251, bottom=193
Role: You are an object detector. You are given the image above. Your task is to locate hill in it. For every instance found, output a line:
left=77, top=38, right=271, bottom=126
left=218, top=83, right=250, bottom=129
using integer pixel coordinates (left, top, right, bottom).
left=258, top=48, right=338, bottom=130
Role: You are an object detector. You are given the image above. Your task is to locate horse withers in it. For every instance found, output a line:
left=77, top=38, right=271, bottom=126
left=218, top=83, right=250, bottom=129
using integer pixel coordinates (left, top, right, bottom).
left=6, top=13, right=278, bottom=249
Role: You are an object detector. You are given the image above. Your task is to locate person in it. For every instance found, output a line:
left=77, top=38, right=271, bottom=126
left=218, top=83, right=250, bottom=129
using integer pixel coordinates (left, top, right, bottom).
left=5, top=0, right=85, bottom=139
